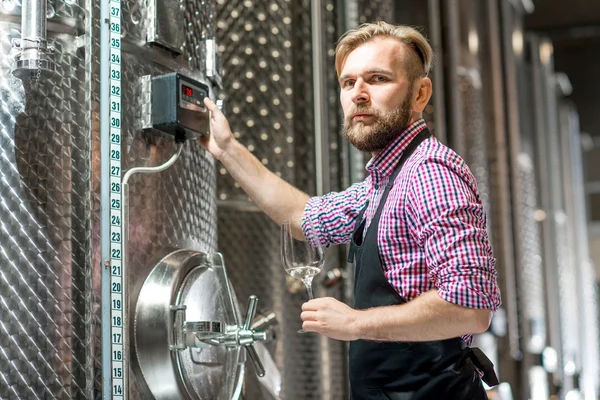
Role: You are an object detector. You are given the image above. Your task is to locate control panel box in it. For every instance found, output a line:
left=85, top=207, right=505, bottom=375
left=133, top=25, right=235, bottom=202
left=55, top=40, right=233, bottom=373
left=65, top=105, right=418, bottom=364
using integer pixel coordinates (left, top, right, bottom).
left=151, top=73, right=210, bottom=139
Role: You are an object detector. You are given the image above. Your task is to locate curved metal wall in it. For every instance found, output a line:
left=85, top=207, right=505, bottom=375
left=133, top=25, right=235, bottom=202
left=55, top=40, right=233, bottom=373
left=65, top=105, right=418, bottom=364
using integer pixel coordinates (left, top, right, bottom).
left=0, top=0, right=92, bottom=396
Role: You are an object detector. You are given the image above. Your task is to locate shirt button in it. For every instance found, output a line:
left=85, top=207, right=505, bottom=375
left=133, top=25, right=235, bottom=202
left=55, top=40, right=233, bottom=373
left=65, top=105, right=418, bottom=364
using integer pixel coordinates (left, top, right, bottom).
left=374, top=184, right=379, bottom=190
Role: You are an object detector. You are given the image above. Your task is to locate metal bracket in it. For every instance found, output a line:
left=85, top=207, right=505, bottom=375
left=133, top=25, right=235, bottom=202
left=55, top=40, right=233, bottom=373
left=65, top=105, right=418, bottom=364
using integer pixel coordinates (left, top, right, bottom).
left=169, top=304, right=187, bottom=351
left=205, top=38, right=223, bottom=89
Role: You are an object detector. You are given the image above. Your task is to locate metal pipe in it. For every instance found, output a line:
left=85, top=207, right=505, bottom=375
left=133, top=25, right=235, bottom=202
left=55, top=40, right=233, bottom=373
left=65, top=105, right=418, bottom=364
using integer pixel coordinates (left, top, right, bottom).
left=428, top=0, right=448, bottom=145
left=122, top=143, right=184, bottom=185
left=310, top=3, right=335, bottom=398
left=442, top=0, right=464, bottom=155
left=311, top=0, right=330, bottom=197
left=21, top=0, right=46, bottom=49
left=12, top=0, right=55, bottom=80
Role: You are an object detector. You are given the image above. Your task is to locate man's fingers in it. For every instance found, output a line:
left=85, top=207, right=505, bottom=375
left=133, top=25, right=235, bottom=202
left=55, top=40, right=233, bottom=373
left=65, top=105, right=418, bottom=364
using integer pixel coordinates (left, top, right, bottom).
left=203, top=96, right=218, bottom=112
left=301, top=311, right=318, bottom=321
left=302, top=301, right=320, bottom=311
left=203, top=97, right=226, bottom=122
left=302, top=321, right=319, bottom=332
left=302, top=297, right=336, bottom=311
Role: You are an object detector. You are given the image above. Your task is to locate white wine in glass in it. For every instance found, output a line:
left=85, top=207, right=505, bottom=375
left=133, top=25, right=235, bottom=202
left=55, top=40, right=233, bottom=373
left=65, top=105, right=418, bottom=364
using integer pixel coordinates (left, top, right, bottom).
left=280, top=217, right=325, bottom=333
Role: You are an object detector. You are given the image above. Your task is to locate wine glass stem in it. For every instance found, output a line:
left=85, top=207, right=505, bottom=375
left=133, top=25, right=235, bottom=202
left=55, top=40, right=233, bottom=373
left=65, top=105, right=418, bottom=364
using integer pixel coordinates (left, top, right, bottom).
left=303, top=279, right=314, bottom=300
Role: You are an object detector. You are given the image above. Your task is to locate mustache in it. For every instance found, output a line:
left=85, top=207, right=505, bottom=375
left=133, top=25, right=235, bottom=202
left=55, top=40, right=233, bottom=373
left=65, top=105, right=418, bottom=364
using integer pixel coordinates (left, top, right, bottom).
left=347, top=106, right=380, bottom=119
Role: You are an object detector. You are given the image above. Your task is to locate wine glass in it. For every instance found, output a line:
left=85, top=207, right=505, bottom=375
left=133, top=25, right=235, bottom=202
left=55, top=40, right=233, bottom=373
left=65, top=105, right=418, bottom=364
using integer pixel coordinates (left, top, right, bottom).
left=280, top=216, right=325, bottom=333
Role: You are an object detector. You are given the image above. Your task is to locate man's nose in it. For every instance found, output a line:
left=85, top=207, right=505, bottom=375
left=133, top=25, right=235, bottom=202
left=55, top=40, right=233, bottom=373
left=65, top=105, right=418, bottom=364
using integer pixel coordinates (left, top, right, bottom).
left=351, top=80, right=370, bottom=104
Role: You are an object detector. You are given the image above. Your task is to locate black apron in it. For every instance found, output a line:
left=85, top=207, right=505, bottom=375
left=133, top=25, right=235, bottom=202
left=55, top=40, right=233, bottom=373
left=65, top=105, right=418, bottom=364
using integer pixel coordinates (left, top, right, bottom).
left=347, top=128, right=498, bottom=400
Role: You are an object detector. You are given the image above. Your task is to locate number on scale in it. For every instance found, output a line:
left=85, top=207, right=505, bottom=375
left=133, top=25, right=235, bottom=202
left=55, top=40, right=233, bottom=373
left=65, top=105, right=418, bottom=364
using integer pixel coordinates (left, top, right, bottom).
left=113, top=384, right=123, bottom=395
left=113, top=333, right=122, bottom=343
left=113, top=299, right=121, bottom=309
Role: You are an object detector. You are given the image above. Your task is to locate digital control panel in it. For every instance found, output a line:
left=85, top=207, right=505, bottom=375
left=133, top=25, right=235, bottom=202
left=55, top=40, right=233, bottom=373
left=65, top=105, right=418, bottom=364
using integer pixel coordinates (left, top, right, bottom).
left=150, top=73, right=210, bottom=139
left=181, top=83, right=206, bottom=107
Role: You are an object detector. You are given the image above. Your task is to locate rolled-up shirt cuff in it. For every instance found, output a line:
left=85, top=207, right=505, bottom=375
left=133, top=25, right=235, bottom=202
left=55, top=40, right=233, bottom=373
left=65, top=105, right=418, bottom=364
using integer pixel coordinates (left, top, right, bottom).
left=437, top=283, right=500, bottom=311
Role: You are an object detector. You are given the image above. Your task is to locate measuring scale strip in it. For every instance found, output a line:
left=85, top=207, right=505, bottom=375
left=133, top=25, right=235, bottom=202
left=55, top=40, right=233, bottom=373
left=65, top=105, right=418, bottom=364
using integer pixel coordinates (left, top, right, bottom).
left=109, top=0, right=123, bottom=397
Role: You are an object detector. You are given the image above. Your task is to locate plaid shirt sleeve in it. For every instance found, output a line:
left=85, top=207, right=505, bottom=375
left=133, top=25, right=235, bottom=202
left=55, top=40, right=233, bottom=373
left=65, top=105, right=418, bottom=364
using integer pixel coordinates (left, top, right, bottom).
left=405, top=156, right=501, bottom=311
left=302, top=178, right=370, bottom=247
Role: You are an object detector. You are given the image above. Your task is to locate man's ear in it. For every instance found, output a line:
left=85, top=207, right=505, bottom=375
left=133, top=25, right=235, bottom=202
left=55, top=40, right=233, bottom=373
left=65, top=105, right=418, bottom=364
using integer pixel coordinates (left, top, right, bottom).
left=413, top=77, right=433, bottom=113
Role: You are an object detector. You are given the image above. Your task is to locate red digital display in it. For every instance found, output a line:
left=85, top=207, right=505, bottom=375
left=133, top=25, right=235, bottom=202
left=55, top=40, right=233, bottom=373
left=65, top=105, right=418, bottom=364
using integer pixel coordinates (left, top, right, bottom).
left=183, top=85, right=193, bottom=98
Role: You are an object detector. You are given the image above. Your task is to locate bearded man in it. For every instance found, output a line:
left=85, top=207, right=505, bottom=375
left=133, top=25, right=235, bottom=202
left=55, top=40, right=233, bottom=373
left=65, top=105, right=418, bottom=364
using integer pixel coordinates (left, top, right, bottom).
left=200, top=21, right=501, bottom=400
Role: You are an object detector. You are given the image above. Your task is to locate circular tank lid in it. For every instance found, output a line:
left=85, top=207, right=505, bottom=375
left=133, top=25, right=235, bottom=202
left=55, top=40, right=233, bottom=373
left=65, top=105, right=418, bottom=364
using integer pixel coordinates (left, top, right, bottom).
left=135, top=250, right=243, bottom=400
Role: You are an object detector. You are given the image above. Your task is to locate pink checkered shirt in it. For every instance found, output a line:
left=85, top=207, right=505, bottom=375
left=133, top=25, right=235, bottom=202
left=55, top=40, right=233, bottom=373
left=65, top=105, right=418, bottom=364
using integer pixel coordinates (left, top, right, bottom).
left=303, top=119, right=501, bottom=345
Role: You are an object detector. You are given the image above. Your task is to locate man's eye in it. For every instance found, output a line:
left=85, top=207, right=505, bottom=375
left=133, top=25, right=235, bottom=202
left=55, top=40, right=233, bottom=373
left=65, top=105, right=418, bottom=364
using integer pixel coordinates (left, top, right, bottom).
left=374, top=76, right=387, bottom=82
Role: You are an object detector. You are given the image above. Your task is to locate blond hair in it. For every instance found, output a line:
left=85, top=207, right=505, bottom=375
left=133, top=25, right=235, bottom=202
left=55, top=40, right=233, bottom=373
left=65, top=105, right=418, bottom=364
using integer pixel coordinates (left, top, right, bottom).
left=335, top=21, right=433, bottom=81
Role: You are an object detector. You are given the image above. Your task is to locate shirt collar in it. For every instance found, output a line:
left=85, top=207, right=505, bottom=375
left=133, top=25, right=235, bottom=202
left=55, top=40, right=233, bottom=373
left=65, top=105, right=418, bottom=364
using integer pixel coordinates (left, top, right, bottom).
left=365, top=119, right=427, bottom=184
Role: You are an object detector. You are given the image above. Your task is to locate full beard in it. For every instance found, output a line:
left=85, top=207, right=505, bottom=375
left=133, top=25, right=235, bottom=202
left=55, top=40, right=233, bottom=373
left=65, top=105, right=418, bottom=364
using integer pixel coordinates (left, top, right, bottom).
left=343, top=96, right=414, bottom=153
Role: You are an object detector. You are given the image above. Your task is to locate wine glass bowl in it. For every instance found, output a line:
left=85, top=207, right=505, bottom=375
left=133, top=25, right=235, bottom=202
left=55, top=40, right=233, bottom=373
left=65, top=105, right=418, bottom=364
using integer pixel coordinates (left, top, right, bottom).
left=280, top=217, right=325, bottom=333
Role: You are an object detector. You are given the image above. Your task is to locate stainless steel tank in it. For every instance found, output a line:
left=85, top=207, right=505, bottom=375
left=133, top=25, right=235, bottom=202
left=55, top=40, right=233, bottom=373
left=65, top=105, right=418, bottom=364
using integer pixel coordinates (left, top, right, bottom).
left=0, top=0, right=228, bottom=397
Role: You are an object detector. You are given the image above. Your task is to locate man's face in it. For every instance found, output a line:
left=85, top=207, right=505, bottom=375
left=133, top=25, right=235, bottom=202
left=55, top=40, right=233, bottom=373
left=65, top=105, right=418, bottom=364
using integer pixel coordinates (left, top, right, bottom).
left=339, top=37, right=415, bottom=153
